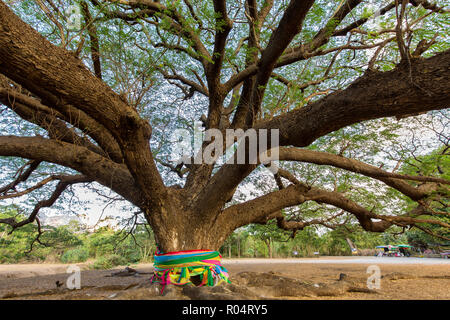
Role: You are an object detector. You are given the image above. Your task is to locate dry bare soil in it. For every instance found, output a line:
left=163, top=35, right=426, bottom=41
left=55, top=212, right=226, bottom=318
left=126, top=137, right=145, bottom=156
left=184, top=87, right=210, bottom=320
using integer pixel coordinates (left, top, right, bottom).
left=0, top=257, right=449, bottom=300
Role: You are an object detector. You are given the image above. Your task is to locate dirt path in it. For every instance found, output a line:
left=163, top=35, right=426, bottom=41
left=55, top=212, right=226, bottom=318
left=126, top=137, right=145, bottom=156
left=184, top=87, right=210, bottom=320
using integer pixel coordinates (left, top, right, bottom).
left=0, top=257, right=448, bottom=300
left=0, top=263, right=91, bottom=280
left=223, top=256, right=450, bottom=265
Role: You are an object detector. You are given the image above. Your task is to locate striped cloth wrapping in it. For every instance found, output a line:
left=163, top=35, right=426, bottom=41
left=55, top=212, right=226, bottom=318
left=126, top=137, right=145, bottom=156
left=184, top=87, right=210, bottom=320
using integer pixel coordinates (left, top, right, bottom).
left=150, top=249, right=230, bottom=293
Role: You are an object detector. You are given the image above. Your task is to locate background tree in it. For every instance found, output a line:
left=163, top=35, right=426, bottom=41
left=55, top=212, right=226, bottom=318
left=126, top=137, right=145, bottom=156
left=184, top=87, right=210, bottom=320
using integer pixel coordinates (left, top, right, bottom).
left=0, top=0, right=449, bottom=254
left=248, top=221, right=292, bottom=258
left=401, top=145, right=450, bottom=247
left=0, top=204, right=156, bottom=265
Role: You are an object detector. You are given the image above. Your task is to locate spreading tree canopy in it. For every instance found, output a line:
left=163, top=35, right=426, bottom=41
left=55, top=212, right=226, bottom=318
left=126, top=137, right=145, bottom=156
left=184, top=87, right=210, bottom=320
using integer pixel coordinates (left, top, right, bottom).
left=0, top=0, right=449, bottom=252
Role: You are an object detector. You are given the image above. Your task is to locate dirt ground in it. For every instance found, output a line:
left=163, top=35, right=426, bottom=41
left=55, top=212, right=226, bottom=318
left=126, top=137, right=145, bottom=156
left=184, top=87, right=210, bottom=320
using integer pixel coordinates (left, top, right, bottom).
left=0, top=257, right=448, bottom=300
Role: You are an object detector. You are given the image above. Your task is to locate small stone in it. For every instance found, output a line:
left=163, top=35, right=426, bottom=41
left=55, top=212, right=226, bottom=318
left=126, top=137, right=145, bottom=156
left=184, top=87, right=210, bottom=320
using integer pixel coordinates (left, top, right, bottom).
left=338, top=273, right=348, bottom=281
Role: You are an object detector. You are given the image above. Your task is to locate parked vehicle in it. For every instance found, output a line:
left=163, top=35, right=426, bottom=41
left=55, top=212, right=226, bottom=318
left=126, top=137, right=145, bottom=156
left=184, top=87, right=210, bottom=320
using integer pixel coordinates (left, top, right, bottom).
left=375, top=245, right=412, bottom=257
left=397, top=245, right=413, bottom=257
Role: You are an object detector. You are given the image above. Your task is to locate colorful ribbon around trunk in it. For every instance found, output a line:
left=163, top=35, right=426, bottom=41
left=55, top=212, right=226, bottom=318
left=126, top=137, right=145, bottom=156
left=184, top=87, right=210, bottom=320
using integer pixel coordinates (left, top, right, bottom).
left=150, top=249, right=230, bottom=294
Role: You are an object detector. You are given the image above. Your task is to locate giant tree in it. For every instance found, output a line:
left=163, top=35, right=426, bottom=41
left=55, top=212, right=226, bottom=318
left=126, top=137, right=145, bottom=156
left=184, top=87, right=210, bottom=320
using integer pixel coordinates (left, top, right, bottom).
left=0, top=0, right=449, bottom=254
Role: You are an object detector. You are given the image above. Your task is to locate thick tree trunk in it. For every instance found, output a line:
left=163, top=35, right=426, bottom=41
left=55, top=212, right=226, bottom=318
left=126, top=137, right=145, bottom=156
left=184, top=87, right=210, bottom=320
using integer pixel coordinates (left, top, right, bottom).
left=143, top=195, right=233, bottom=252
left=148, top=218, right=228, bottom=252
left=1, top=1, right=449, bottom=260
left=237, top=236, right=241, bottom=259
left=264, top=238, right=273, bottom=259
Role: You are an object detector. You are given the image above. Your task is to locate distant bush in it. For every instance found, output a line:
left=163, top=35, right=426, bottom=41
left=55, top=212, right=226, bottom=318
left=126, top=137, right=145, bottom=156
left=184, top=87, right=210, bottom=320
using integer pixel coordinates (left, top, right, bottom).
left=61, top=247, right=89, bottom=263
left=357, top=249, right=378, bottom=256
left=0, top=251, right=13, bottom=264
left=91, top=254, right=128, bottom=269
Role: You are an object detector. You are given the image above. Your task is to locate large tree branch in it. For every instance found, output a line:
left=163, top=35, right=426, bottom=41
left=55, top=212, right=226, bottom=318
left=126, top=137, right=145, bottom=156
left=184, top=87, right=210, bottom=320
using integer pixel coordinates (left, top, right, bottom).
left=217, top=182, right=392, bottom=233
left=258, top=49, right=450, bottom=147
left=0, top=174, right=87, bottom=200
left=0, top=160, right=41, bottom=195
left=109, top=0, right=212, bottom=69
left=155, top=65, right=209, bottom=97
left=0, top=82, right=122, bottom=162
left=208, top=0, right=232, bottom=81
left=81, top=1, right=102, bottom=79
left=0, top=135, right=143, bottom=206
left=333, top=2, right=397, bottom=37
left=226, top=0, right=360, bottom=93
left=305, top=0, right=362, bottom=53
left=224, top=38, right=391, bottom=93
left=275, top=210, right=347, bottom=234
left=257, top=0, right=315, bottom=74
left=0, top=2, right=167, bottom=207
left=243, top=0, right=316, bottom=125
left=0, top=2, right=132, bottom=133
left=203, top=0, right=233, bottom=130
left=0, top=174, right=90, bottom=231
left=224, top=0, right=446, bottom=90
left=198, top=49, right=450, bottom=216
left=218, top=183, right=311, bottom=231
left=219, top=179, right=448, bottom=236
left=0, top=94, right=107, bottom=157
left=278, top=147, right=449, bottom=200
left=331, top=0, right=449, bottom=38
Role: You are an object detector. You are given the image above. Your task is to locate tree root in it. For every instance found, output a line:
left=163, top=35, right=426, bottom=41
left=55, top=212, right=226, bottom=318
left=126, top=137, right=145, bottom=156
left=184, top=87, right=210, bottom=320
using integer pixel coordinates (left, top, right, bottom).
left=1, top=271, right=381, bottom=300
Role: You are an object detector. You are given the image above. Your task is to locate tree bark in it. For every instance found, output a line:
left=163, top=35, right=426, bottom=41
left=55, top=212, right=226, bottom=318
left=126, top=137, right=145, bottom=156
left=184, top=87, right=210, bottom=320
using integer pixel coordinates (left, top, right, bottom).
left=264, top=238, right=273, bottom=259
left=237, top=236, right=241, bottom=259
left=0, top=1, right=449, bottom=254
left=146, top=201, right=235, bottom=252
